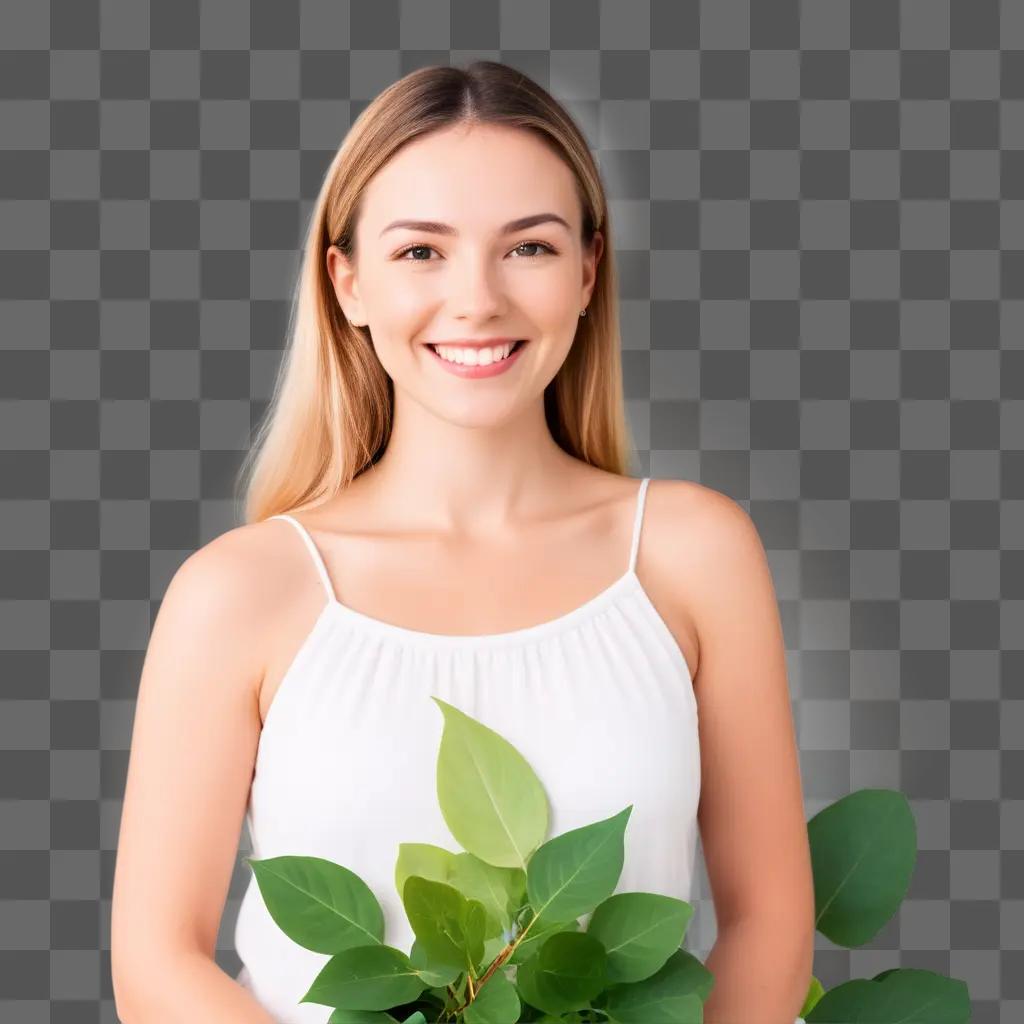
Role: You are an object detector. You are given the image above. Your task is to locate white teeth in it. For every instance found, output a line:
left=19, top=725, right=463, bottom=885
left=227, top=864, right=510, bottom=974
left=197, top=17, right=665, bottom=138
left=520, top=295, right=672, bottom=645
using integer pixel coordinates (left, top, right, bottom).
left=433, top=342, right=518, bottom=366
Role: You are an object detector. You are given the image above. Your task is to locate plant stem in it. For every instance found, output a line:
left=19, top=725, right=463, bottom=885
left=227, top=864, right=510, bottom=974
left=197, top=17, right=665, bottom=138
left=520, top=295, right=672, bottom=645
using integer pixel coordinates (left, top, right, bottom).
left=450, top=910, right=543, bottom=1015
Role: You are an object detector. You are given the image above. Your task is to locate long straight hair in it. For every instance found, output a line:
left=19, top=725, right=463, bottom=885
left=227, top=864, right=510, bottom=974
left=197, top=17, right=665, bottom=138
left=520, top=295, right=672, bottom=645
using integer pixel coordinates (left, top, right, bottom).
left=236, top=60, right=636, bottom=524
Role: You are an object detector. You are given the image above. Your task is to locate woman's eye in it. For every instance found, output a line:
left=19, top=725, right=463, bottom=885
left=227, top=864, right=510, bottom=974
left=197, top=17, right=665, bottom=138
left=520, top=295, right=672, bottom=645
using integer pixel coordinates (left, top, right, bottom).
left=394, top=240, right=556, bottom=261
left=513, top=241, right=555, bottom=258
left=396, top=244, right=435, bottom=261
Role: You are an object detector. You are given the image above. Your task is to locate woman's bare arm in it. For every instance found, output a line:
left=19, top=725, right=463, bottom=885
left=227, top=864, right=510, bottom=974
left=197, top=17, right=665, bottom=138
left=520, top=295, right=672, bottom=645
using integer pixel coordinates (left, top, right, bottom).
left=110, top=526, right=277, bottom=1022
left=687, top=488, right=815, bottom=1022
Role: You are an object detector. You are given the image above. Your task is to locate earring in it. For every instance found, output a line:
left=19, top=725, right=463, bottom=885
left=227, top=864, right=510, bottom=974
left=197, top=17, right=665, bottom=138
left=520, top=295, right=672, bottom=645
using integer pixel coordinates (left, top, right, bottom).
left=579, top=308, right=587, bottom=317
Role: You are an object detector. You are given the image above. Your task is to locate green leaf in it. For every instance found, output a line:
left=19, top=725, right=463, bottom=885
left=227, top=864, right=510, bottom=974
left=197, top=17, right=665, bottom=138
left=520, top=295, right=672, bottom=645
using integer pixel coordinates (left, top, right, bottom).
left=509, top=917, right=580, bottom=964
left=463, top=969, right=522, bottom=1023
left=432, top=697, right=549, bottom=869
left=594, top=947, right=709, bottom=1023
left=247, top=855, right=384, bottom=953
left=395, top=843, right=458, bottom=905
left=526, top=807, right=632, bottom=927
left=408, top=939, right=462, bottom=988
left=805, top=967, right=971, bottom=1023
left=402, top=875, right=486, bottom=971
left=799, top=974, right=825, bottom=1018
left=462, top=898, right=491, bottom=974
left=327, top=1008, right=402, bottom=1023
left=301, top=944, right=425, bottom=1011
left=515, top=930, right=608, bottom=1016
left=448, top=851, right=526, bottom=936
left=807, top=788, right=916, bottom=946
left=585, top=892, right=693, bottom=984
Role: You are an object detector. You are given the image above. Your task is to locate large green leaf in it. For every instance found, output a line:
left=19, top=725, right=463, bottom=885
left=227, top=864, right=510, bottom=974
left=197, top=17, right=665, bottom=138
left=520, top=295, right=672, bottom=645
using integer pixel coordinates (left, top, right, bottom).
left=585, top=892, right=693, bottom=984
left=247, top=855, right=384, bottom=953
left=526, top=807, right=632, bottom=926
left=463, top=969, right=521, bottom=1023
left=432, top=697, right=549, bottom=869
left=808, top=788, right=916, bottom=946
left=594, top=947, right=710, bottom=1023
left=805, top=967, right=971, bottom=1023
left=515, top=930, right=608, bottom=1016
left=402, top=875, right=486, bottom=971
left=301, top=944, right=425, bottom=1011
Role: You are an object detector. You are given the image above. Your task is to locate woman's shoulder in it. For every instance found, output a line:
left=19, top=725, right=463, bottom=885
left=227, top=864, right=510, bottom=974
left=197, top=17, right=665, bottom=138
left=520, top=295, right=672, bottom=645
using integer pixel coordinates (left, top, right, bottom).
left=646, top=475, right=752, bottom=537
left=179, top=517, right=293, bottom=599
left=645, top=475, right=775, bottom=616
left=645, top=478, right=768, bottom=594
left=642, top=475, right=762, bottom=577
left=166, top=518, right=310, bottom=662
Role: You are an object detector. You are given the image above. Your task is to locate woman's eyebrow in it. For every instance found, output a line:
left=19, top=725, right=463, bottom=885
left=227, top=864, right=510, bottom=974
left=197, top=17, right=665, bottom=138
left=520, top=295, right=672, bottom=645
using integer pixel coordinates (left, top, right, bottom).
left=379, top=212, right=571, bottom=237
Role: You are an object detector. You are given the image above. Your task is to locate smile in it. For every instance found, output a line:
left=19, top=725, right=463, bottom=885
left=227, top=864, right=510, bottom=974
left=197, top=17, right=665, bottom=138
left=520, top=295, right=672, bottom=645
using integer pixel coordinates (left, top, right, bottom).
left=425, top=340, right=529, bottom=379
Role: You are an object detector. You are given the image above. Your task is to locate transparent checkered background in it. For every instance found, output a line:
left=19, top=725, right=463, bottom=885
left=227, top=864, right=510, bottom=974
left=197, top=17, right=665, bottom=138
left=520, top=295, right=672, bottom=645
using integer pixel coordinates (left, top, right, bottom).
left=1, top=0, right=1022, bottom=1021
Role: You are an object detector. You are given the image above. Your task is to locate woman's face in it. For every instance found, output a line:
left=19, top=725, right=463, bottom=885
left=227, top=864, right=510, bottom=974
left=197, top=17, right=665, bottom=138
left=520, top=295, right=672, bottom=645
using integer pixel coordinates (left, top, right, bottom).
left=327, top=123, right=603, bottom=423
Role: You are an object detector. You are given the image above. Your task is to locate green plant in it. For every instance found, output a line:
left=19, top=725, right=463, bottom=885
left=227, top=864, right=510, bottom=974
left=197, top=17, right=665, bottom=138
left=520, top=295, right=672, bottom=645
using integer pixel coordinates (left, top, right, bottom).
left=246, top=697, right=971, bottom=1023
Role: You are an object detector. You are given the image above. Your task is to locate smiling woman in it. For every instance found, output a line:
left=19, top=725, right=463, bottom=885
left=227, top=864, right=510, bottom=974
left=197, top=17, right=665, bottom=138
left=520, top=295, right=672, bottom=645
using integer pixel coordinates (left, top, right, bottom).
left=110, top=59, right=811, bottom=1024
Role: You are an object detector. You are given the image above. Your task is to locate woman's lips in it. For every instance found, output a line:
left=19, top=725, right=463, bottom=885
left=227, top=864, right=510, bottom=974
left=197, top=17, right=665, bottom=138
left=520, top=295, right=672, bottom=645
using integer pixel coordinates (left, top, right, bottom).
left=425, top=340, right=528, bottom=379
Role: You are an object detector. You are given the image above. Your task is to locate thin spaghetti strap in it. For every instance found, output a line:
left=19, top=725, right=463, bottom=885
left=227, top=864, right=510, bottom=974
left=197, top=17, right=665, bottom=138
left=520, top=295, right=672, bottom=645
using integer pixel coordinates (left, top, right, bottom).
left=267, top=514, right=337, bottom=604
left=627, top=477, right=651, bottom=575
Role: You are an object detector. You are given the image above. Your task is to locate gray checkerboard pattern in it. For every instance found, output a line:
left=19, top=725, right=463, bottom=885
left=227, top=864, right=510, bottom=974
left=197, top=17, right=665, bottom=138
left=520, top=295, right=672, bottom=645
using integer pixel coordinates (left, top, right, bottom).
left=1, top=0, right=1021, bottom=1021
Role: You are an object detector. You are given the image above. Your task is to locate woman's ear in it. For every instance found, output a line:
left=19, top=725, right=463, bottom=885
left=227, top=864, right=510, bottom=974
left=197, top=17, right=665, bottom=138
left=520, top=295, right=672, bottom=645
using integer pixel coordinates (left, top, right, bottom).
left=326, top=245, right=367, bottom=327
left=582, top=230, right=604, bottom=309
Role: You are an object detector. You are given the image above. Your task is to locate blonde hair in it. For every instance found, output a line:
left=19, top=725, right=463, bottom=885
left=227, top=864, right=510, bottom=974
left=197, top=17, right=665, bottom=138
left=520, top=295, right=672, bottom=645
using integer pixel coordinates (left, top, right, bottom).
left=235, top=60, right=636, bottom=524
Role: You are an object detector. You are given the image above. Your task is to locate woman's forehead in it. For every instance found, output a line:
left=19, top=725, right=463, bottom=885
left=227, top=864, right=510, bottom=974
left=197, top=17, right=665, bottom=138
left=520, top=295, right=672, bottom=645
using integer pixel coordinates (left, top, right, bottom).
left=358, top=128, right=578, bottom=233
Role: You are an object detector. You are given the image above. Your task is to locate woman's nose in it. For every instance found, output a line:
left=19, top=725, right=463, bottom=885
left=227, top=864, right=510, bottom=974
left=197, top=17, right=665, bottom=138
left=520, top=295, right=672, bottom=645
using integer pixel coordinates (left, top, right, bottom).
left=447, top=255, right=508, bottom=317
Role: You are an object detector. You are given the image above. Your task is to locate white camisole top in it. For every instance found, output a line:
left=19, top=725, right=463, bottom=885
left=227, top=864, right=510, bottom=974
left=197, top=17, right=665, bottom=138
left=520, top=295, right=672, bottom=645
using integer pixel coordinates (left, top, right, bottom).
left=233, top=476, right=705, bottom=1023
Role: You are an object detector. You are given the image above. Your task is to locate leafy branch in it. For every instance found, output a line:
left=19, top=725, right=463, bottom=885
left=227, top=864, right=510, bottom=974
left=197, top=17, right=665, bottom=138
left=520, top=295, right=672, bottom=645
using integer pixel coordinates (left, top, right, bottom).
left=245, top=696, right=972, bottom=1023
